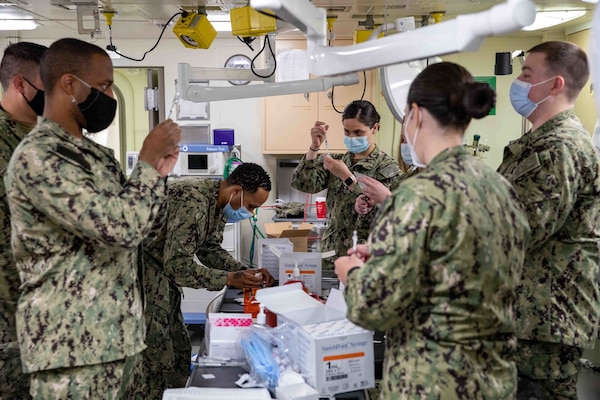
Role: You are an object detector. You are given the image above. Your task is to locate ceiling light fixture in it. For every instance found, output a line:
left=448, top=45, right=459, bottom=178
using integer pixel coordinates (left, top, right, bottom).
left=0, top=19, right=37, bottom=30
left=522, top=10, right=586, bottom=31
left=207, top=13, right=231, bottom=32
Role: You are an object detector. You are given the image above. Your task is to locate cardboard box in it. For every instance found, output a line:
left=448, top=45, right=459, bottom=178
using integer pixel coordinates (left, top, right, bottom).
left=258, top=238, right=294, bottom=279
left=279, top=252, right=322, bottom=296
left=255, top=285, right=374, bottom=395
left=297, top=319, right=375, bottom=396
left=264, top=222, right=313, bottom=253
left=205, top=313, right=252, bottom=361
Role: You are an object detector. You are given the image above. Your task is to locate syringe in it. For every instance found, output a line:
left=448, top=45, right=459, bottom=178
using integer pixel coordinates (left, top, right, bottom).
left=167, top=91, right=180, bottom=120
left=352, top=230, right=358, bottom=253
left=325, top=133, right=329, bottom=155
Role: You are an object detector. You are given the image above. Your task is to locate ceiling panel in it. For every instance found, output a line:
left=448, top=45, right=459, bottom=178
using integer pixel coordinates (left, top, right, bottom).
left=0, top=0, right=595, bottom=41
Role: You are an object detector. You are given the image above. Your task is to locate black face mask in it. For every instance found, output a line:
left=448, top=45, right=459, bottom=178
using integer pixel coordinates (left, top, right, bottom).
left=21, top=77, right=44, bottom=116
left=75, top=78, right=117, bottom=134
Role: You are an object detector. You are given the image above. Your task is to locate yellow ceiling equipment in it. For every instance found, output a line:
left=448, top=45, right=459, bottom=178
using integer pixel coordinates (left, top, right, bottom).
left=173, top=11, right=217, bottom=49
left=230, top=6, right=276, bottom=37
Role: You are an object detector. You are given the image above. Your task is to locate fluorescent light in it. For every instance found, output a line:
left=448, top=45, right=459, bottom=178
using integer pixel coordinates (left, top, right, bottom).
left=522, top=10, right=586, bottom=31
left=582, top=0, right=598, bottom=4
left=0, top=19, right=37, bottom=30
left=207, top=13, right=231, bottom=32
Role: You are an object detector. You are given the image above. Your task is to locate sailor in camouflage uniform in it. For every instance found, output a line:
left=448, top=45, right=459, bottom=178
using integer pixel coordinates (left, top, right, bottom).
left=0, top=41, right=47, bottom=400
left=497, top=41, right=600, bottom=400
left=335, top=62, right=530, bottom=399
left=292, top=100, right=402, bottom=269
left=139, top=163, right=274, bottom=399
left=4, top=38, right=181, bottom=399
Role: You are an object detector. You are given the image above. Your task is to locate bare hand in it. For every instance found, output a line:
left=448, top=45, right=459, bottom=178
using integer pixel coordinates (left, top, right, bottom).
left=334, top=254, right=365, bottom=285
left=357, top=175, right=392, bottom=205
left=138, top=119, right=181, bottom=177
left=255, top=268, right=275, bottom=287
left=311, top=121, right=328, bottom=150
left=355, top=194, right=374, bottom=215
left=323, top=155, right=351, bottom=180
left=347, top=243, right=370, bottom=262
left=227, top=268, right=275, bottom=289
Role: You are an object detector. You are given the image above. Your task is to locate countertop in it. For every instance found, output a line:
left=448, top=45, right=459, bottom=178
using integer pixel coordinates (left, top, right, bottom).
left=271, top=214, right=327, bottom=224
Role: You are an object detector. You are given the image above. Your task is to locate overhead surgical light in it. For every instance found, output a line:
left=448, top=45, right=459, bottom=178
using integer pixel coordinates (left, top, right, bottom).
left=173, top=11, right=217, bottom=49
left=0, top=19, right=37, bottom=30
left=251, top=0, right=536, bottom=77
left=522, top=10, right=587, bottom=31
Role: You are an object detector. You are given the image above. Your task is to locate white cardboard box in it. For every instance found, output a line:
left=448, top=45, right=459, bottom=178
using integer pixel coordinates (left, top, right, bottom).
left=297, top=319, right=374, bottom=396
left=258, top=238, right=294, bottom=279
left=255, top=285, right=374, bottom=395
left=279, top=252, right=322, bottom=296
left=205, top=313, right=252, bottom=361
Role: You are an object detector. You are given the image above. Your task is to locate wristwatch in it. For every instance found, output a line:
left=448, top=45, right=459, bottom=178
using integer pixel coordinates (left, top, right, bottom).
left=343, top=175, right=357, bottom=187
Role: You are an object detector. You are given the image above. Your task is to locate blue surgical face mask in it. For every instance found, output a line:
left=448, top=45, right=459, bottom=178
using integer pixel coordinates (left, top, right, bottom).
left=509, top=77, right=555, bottom=118
left=400, top=143, right=413, bottom=166
left=344, top=135, right=370, bottom=154
left=403, top=109, right=427, bottom=168
left=223, top=191, right=253, bottom=221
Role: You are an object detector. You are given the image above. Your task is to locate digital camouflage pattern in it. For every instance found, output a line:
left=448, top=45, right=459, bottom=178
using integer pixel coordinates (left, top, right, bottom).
left=0, top=106, right=33, bottom=398
left=291, top=146, right=402, bottom=268
left=3, top=118, right=167, bottom=378
left=140, top=177, right=245, bottom=398
left=29, top=353, right=140, bottom=399
left=517, top=340, right=582, bottom=400
left=497, top=110, right=600, bottom=393
left=344, top=146, right=530, bottom=399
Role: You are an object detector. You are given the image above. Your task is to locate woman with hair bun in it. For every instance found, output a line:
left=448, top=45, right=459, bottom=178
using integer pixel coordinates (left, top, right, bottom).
left=334, top=62, right=531, bottom=399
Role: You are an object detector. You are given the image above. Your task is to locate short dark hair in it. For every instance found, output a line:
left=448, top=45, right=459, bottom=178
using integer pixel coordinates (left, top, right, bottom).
left=407, top=62, right=495, bottom=131
left=342, top=100, right=380, bottom=129
left=226, top=162, right=271, bottom=193
left=40, top=38, right=109, bottom=95
left=0, top=42, right=47, bottom=90
left=527, top=41, right=589, bottom=101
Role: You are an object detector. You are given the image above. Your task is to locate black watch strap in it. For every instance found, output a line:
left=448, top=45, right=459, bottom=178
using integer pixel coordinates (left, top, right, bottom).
left=344, top=175, right=356, bottom=187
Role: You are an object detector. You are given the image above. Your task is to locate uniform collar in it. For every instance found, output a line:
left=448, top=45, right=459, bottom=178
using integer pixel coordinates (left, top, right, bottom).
left=504, top=109, right=576, bottom=159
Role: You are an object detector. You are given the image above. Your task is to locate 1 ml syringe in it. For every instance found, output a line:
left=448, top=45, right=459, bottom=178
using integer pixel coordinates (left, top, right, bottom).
left=167, top=91, right=180, bottom=120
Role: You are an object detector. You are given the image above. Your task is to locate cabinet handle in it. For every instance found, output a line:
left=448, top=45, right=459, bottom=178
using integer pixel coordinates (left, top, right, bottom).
left=304, top=92, right=310, bottom=100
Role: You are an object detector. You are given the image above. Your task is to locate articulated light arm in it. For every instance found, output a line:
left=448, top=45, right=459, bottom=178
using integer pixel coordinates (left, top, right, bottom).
left=251, top=0, right=536, bottom=77
left=178, top=63, right=275, bottom=83
left=178, top=70, right=359, bottom=102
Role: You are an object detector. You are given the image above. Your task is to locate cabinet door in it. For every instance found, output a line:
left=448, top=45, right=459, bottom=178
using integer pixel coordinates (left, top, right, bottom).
left=263, top=92, right=318, bottom=153
left=317, top=70, right=374, bottom=152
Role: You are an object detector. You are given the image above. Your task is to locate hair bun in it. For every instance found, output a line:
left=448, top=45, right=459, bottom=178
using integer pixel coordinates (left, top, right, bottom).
left=463, top=82, right=496, bottom=119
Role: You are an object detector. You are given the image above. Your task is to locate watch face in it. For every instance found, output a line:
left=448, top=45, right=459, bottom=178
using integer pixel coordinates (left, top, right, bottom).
left=224, top=54, right=252, bottom=86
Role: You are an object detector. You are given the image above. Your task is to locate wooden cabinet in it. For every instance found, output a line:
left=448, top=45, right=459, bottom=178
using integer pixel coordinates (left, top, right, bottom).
left=262, top=39, right=374, bottom=154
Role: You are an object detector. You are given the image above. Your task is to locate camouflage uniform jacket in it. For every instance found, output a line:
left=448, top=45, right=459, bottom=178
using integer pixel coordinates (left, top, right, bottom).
left=291, top=146, right=402, bottom=264
left=0, top=107, right=32, bottom=358
left=4, top=118, right=167, bottom=373
left=345, top=146, right=530, bottom=399
left=143, top=178, right=244, bottom=311
left=497, top=109, right=600, bottom=348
